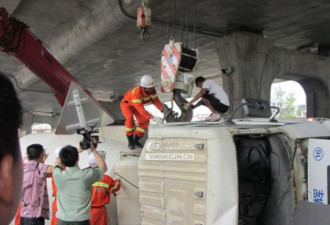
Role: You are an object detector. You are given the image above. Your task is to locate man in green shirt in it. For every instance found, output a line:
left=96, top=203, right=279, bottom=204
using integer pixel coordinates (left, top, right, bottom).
left=54, top=140, right=107, bottom=225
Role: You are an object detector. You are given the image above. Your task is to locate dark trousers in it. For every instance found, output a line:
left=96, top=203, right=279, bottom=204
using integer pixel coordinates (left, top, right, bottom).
left=20, top=217, right=45, bottom=225
left=56, top=219, right=90, bottom=225
left=202, top=93, right=229, bottom=113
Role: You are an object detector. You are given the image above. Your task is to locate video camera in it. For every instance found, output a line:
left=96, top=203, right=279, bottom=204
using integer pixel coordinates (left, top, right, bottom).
left=76, top=127, right=100, bottom=150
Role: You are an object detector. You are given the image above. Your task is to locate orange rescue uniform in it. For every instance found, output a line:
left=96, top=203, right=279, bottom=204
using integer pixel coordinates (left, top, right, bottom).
left=51, top=177, right=58, bottom=225
left=90, top=175, right=121, bottom=225
left=14, top=205, right=21, bottom=225
left=51, top=165, right=65, bottom=225
left=120, top=86, right=163, bottom=137
left=14, top=157, right=28, bottom=225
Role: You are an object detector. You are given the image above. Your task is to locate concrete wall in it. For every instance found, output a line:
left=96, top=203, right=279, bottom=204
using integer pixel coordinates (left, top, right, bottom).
left=216, top=32, right=330, bottom=118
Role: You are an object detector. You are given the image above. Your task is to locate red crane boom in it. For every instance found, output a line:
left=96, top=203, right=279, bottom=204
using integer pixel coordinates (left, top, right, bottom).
left=0, top=7, right=91, bottom=106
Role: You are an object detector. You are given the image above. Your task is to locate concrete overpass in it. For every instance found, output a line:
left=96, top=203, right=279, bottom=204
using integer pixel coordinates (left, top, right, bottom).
left=0, top=0, right=330, bottom=131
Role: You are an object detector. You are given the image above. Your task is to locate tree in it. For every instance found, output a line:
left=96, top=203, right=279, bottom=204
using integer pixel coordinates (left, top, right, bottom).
left=271, top=86, right=297, bottom=118
left=284, top=93, right=296, bottom=118
left=271, top=86, right=285, bottom=109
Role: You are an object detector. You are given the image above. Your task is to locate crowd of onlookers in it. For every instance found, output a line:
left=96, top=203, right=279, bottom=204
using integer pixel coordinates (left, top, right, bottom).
left=0, top=67, right=231, bottom=225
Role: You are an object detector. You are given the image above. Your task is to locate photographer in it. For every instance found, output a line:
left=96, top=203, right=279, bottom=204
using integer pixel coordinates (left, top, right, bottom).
left=53, top=138, right=107, bottom=225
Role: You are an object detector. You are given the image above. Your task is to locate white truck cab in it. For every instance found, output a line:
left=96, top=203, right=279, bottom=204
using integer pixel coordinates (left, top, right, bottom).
left=115, top=101, right=330, bottom=225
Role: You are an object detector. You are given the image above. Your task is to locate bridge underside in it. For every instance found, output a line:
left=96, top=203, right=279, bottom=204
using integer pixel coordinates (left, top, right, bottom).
left=0, top=1, right=330, bottom=131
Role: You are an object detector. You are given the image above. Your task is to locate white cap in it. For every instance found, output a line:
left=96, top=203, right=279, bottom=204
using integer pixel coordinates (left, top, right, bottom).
left=54, top=146, right=63, bottom=159
left=88, top=150, right=106, bottom=165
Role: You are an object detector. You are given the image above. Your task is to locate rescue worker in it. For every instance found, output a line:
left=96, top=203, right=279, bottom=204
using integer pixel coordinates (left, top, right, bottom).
left=14, top=205, right=21, bottom=225
left=120, top=74, right=163, bottom=149
left=88, top=152, right=121, bottom=225
left=51, top=146, right=64, bottom=225
left=14, top=155, right=28, bottom=225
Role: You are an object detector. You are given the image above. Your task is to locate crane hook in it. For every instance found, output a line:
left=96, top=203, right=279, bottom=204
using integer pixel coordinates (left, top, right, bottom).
left=139, top=27, right=150, bottom=41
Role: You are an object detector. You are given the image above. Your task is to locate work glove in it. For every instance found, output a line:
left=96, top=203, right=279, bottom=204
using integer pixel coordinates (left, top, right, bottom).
left=183, top=103, right=190, bottom=111
left=153, top=116, right=163, bottom=124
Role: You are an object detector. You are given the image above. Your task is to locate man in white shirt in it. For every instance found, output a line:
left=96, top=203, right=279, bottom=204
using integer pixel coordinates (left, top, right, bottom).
left=184, top=76, right=229, bottom=121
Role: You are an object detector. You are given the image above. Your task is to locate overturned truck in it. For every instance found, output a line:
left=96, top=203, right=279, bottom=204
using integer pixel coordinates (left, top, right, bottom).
left=115, top=110, right=330, bottom=225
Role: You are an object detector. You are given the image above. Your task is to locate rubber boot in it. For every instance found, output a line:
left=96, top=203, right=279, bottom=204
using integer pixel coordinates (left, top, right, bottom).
left=126, top=135, right=134, bottom=150
left=133, top=134, right=144, bottom=148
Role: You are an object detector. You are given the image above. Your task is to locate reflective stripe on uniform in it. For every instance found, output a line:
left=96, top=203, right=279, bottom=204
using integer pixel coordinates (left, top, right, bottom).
left=151, top=94, right=158, bottom=99
left=131, top=87, right=139, bottom=95
left=110, top=181, right=119, bottom=193
left=125, top=127, right=136, bottom=132
left=132, top=99, right=142, bottom=103
left=136, top=127, right=145, bottom=133
left=129, top=87, right=158, bottom=103
left=142, top=96, right=151, bottom=101
left=93, top=182, right=110, bottom=188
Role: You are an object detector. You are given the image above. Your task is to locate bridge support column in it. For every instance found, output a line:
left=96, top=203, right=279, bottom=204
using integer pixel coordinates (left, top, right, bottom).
left=215, top=32, right=273, bottom=116
left=215, top=32, right=330, bottom=118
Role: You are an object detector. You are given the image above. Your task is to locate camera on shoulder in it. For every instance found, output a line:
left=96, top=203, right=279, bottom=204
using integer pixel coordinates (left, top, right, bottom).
left=76, top=127, right=99, bottom=150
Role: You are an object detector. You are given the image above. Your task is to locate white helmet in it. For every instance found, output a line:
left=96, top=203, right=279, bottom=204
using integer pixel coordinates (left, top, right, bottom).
left=54, top=146, right=63, bottom=159
left=140, top=75, right=154, bottom=88
left=88, top=150, right=106, bottom=165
